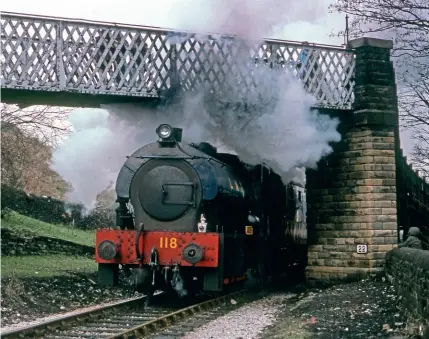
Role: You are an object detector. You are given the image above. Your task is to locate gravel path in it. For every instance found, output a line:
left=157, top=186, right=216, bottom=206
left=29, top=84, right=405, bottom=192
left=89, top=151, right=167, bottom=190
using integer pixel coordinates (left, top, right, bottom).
left=181, top=293, right=296, bottom=339
left=179, top=278, right=409, bottom=339
left=1, top=273, right=411, bottom=339
left=260, top=278, right=409, bottom=339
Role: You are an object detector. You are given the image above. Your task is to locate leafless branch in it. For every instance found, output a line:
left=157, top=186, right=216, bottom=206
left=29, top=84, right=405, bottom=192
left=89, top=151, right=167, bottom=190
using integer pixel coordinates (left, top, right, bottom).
left=1, top=104, right=72, bottom=147
left=1, top=104, right=73, bottom=198
left=331, top=0, right=429, bottom=173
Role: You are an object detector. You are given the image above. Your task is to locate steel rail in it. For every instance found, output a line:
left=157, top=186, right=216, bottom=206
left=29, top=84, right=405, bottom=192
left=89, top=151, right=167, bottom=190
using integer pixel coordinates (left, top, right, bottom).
left=0, top=293, right=160, bottom=339
left=0, top=290, right=246, bottom=339
left=108, top=290, right=245, bottom=339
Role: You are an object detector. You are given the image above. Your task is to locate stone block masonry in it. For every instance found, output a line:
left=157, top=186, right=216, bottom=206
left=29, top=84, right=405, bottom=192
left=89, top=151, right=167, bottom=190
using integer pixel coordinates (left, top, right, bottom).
left=306, top=126, right=398, bottom=280
left=385, top=248, right=429, bottom=338
left=305, top=37, right=399, bottom=283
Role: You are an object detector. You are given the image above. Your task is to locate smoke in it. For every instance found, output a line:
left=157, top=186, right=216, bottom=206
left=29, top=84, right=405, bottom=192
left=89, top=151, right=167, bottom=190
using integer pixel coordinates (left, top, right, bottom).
left=51, top=108, right=142, bottom=207
left=52, top=0, right=342, bottom=208
left=102, top=72, right=340, bottom=182
left=164, top=0, right=332, bottom=39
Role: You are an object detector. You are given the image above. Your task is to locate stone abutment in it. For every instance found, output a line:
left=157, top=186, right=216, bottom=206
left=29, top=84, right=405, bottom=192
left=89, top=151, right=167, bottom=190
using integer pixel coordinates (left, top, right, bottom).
left=305, top=37, right=399, bottom=282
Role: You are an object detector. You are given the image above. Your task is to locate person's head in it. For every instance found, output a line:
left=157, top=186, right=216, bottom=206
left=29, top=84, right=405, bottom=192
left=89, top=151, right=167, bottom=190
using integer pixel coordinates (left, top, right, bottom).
left=408, top=227, right=421, bottom=237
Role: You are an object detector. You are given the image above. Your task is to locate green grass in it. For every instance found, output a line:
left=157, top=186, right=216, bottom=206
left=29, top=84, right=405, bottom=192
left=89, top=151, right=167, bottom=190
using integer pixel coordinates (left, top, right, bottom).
left=1, top=255, right=98, bottom=278
left=1, top=210, right=95, bottom=247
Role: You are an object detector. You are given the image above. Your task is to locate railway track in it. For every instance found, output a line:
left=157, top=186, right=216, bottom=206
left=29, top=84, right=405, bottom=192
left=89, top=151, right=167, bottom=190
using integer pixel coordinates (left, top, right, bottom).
left=1, top=290, right=246, bottom=339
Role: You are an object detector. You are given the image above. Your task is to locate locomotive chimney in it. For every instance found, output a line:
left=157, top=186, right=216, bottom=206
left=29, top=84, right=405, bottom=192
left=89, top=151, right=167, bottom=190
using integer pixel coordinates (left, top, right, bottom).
left=172, top=127, right=183, bottom=142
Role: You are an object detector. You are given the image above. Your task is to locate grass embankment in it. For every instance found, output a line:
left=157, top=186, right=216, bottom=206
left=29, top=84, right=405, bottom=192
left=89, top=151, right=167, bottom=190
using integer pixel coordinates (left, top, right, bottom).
left=1, top=255, right=98, bottom=278
left=1, top=210, right=95, bottom=247
left=1, top=210, right=98, bottom=278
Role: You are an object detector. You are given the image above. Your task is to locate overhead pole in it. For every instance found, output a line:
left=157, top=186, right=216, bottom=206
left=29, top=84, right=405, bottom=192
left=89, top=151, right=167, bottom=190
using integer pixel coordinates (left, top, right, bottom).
left=345, top=14, right=350, bottom=45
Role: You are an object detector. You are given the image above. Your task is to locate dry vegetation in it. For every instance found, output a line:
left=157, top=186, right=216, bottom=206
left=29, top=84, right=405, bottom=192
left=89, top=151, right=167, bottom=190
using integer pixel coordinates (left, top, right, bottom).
left=331, top=0, right=429, bottom=175
left=1, top=104, right=73, bottom=199
left=0, top=103, right=117, bottom=227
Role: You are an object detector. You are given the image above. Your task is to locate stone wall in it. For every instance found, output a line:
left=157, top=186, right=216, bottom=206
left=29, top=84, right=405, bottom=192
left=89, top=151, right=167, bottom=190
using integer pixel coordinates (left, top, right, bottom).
left=1, top=185, right=115, bottom=229
left=385, top=247, right=429, bottom=337
left=1, top=228, right=94, bottom=257
left=306, top=124, right=397, bottom=281
left=305, top=37, right=400, bottom=283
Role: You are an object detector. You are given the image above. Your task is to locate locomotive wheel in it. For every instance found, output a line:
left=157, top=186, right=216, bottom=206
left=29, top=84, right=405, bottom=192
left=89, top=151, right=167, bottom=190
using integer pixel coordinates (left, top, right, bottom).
left=257, top=239, right=268, bottom=290
left=145, top=284, right=156, bottom=306
left=133, top=268, right=152, bottom=291
left=244, top=268, right=261, bottom=291
left=132, top=268, right=157, bottom=306
left=258, top=262, right=267, bottom=290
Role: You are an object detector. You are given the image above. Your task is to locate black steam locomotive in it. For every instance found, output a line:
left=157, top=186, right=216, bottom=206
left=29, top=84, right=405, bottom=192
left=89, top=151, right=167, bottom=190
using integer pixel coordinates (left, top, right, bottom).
left=96, top=124, right=307, bottom=299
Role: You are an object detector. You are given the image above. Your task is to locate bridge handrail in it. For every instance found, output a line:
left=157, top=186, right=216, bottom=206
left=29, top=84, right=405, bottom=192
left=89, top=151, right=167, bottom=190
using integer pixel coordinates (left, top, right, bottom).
left=0, top=11, right=351, bottom=52
left=1, top=11, right=356, bottom=109
left=397, top=149, right=429, bottom=210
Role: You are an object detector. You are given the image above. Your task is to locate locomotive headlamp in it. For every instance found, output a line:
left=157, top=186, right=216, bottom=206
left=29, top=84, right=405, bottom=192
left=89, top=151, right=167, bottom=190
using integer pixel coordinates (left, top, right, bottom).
left=155, top=125, right=183, bottom=146
left=156, top=124, right=173, bottom=139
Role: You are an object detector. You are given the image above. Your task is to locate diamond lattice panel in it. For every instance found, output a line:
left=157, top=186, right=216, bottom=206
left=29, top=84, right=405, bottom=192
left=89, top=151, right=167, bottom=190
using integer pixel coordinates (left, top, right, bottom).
left=1, top=16, right=59, bottom=90
left=59, top=24, right=169, bottom=96
left=1, top=14, right=355, bottom=109
left=176, top=34, right=355, bottom=109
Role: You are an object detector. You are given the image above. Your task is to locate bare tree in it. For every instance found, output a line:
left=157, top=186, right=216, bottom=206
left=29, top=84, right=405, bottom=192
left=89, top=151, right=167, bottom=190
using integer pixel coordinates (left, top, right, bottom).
left=1, top=104, right=73, bottom=199
left=1, top=104, right=72, bottom=145
left=330, top=0, right=428, bottom=56
left=400, top=74, right=429, bottom=176
left=330, top=0, right=429, bottom=173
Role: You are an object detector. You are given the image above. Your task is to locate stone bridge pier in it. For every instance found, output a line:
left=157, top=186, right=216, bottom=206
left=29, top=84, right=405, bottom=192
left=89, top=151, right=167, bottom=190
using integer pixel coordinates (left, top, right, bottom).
left=305, top=37, right=399, bottom=283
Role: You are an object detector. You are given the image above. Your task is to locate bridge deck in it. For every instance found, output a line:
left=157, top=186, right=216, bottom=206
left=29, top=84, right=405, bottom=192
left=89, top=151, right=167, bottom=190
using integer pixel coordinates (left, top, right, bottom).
left=1, top=12, right=355, bottom=109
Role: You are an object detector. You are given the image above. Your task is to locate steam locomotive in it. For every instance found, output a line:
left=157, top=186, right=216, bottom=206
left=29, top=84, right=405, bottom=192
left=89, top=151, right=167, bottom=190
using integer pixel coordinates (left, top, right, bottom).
left=95, top=124, right=307, bottom=299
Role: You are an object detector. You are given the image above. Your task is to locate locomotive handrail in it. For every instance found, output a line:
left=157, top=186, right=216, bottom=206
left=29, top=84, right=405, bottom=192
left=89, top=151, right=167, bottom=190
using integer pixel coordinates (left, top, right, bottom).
left=134, top=156, right=199, bottom=159
left=134, top=154, right=232, bottom=167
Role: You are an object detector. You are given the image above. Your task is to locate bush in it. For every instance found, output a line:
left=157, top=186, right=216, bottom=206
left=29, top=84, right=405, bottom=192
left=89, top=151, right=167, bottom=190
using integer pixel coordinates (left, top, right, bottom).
left=1, top=184, right=85, bottom=225
left=1, top=185, right=118, bottom=230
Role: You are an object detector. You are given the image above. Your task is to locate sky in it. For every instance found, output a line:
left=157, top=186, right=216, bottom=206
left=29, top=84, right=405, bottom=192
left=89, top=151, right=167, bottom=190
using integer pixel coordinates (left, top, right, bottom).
left=1, top=0, right=346, bottom=43
left=1, top=0, right=415, bottom=156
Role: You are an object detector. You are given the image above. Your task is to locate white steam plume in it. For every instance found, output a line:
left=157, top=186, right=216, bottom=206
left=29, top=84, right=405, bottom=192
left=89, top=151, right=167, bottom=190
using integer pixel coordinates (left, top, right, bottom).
left=51, top=109, right=142, bottom=207
left=163, top=0, right=333, bottom=39
left=52, top=0, right=342, bottom=208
